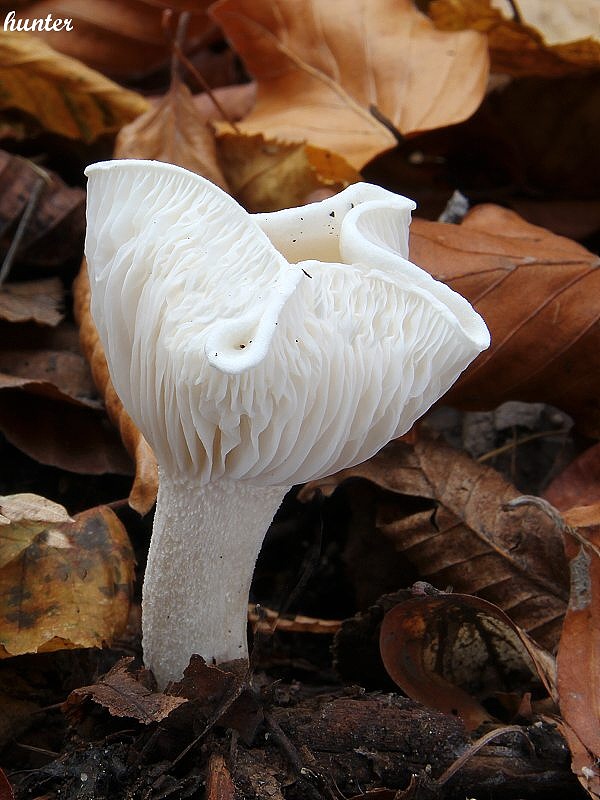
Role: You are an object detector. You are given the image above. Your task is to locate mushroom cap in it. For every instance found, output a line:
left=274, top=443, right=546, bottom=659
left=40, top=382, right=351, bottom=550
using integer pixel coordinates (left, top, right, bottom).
left=85, top=160, right=489, bottom=486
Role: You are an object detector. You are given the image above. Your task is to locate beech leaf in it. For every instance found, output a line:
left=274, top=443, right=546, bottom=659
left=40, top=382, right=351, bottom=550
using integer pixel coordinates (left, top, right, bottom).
left=0, top=501, right=135, bottom=657
left=6, top=0, right=214, bottom=79
left=66, top=657, right=186, bottom=724
left=210, top=0, right=489, bottom=168
left=429, top=0, right=600, bottom=77
left=0, top=319, right=132, bottom=476
left=218, top=132, right=361, bottom=212
left=0, top=151, right=85, bottom=272
left=555, top=515, right=600, bottom=796
left=0, top=278, right=63, bottom=326
left=544, top=444, right=600, bottom=513
left=409, top=205, right=600, bottom=436
left=0, top=31, right=149, bottom=141
left=115, top=74, right=229, bottom=189
left=379, top=589, right=555, bottom=729
left=300, top=437, right=569, bottom=651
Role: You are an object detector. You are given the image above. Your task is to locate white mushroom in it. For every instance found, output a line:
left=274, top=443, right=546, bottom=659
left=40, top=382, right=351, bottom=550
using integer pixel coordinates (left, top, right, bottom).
left=84, top=159, right=489, bottom=688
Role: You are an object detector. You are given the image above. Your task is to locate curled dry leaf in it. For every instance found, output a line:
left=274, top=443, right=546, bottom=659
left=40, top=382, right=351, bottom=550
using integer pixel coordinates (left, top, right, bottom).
left=6, top=0, right=215, bottom=79
left=65, top=657, right=186, bottom=724
left=555, top=515, right=600, bottom=794
left=556, top=720, right=600, bottom=800
left=300, top=437, right=568, bottom=651
left=168, top=655, right=262, bottom=742
left=115, top=74, right=229, bottom=189
left=68, top=655, right=261, bottom=742
left=0, top=391, right=133, bottom=475
left=0, top=499, right=134, bottom=657
left=192, top=81, right=256, bottom=122
left=0, top=344, right=100, bottom=408
left=409, top=205, right=600, bottom=437
left=210, top=0, right=489, bottom=169
left=218, top=132, right=361, bottom=212
left=494, top=0, right=600, bottom=46
left=544, top=443, right=600, bottom=512
left=73, top=264, right=158, bottom=513
left=429, top=0, right=600, bottom=76
left=0, top=31, right=149, bottom=141
left=0, top=151, right=85, bottom=272
left=0, top=319, right=132, bottom=476
left=0, top=278, right=63, bottom=325
left=379, top=589, right=556, bottom=730
left=0, top=491, right=71, bottom=532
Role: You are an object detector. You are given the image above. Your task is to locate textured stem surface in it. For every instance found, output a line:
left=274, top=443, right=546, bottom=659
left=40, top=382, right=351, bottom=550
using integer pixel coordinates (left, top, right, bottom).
left=143, top=473, right=289, bottom=687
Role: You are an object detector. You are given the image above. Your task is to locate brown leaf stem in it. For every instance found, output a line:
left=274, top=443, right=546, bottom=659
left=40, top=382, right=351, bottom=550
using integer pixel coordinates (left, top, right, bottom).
left=173, top=41, right=241, bottom=133
left=0, top=162, right=50, bottom=286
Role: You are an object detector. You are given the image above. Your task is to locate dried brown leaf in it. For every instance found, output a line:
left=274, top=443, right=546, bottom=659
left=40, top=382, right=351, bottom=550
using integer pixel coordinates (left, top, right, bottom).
left=73, top=263, right=158, bottom=512
left=0, top=391, right=133, bottom=475
left=0, top=502, right=134, bottom=657
left=169, top=655, right=262, bottom=742
left=218, top=132, right=361, bottom=212
left=0, top=492, right=71, bottom=538
left=115, top=75, right=228, bottom=188
left=300, top=437, right=568, bottom=650
left=5, top=0, right=214, bottom=79
left=556, top=720, right=600, bottom=799
left=544, top=444, right=600, bottom=512
left=66, top=657, right=186, bottom=724
left=0, top=345, right=100, bottom=408
left=0, top=769, right=13, bottom=800
left=67, top=654, right=261, bottom=742
left=210, top=0, right=489, bottom=169
left=0, top=278, right=63, bottom=325
left=0, top=30, right=149, bottom=141
left=0, top=151, right=85, bottom=272
left=430, top=0, right=600, bottom=76
left=0, top=319, right=131, bottom=475
left=379, top=589, right=554, bottom=729
left=553, top=515, right=600, bottom=796
left=409, top=205, right=600, bottom=436
left=557, top=523, right=600, bottom=755
left=192, top=82, right=256, bottom=122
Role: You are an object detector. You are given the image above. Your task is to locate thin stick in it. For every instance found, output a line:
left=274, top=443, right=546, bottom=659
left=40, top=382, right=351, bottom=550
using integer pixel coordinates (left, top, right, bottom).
left=505, top=0, right=523, bottom=24
left=173, top=41, right=242, bottom=133
left=477, top=428, right=570, bottom=463
left=436, top=725, right=530, bottom=786
left=0, top=162, right=50, bottom=286
left=369, top=104, right=404, bottom=144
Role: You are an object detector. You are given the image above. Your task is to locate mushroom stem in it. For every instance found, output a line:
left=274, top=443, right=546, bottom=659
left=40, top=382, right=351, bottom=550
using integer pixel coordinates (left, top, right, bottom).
left=143, top=473, right=290, bottom=688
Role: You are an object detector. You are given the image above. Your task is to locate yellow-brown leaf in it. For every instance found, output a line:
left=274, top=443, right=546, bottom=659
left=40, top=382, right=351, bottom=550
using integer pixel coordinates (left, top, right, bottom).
left=7, top=0, right=214, bottom=79
left=210, top=0, right=489, bottom=169
left=115, top=75, right=228, bottom=188
left=218, top=132, right=361, bottom=212
left=430, top=0, right=600, bottom=76
left=0, top=501, right=134, bottom=657
left=0, top=31, right=149, bottom=141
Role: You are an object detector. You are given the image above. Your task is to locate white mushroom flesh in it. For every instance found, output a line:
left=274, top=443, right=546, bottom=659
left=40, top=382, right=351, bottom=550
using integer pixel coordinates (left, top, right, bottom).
left=85, top=160, right=490, bottom=686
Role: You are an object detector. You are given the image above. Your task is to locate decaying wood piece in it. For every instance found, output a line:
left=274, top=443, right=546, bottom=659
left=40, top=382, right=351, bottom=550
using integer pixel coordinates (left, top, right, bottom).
left=230, top=692, right=578, bottom=799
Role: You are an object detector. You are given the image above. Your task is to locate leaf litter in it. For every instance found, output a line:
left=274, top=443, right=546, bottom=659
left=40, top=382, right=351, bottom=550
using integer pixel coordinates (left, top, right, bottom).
left=1, top=2, right=600, bottom=798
